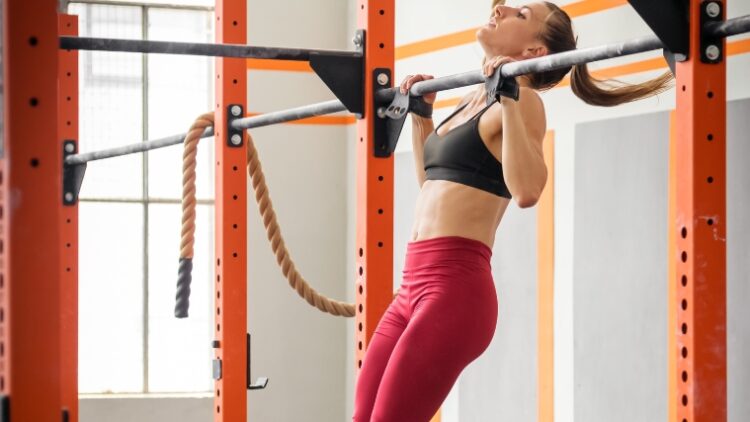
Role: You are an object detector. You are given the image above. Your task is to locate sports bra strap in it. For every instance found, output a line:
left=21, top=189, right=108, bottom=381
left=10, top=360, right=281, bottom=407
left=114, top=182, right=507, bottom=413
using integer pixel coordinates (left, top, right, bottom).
left=434, top=98, right=498, bottom=132
left=470, top=98, right=498, bottom=121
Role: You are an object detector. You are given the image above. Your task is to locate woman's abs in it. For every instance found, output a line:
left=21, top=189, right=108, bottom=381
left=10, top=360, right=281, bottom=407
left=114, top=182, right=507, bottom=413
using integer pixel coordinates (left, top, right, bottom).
left=411, top=180, right=509, bottom=249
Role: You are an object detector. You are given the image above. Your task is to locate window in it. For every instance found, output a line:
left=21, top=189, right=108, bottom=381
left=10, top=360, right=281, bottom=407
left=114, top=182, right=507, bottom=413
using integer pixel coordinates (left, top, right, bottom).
left=70, top=1, right=216, bottom=394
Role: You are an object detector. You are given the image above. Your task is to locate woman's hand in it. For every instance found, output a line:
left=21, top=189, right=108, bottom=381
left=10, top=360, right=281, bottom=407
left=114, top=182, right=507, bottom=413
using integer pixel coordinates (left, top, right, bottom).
left=483, top=56, right=515, bottom=77
left=400, top=74, right=436, bottom=104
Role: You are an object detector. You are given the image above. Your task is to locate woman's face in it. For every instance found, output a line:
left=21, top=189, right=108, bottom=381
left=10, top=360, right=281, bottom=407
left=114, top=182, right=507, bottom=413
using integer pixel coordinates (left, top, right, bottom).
left=476, top=2, right=551, bottom=60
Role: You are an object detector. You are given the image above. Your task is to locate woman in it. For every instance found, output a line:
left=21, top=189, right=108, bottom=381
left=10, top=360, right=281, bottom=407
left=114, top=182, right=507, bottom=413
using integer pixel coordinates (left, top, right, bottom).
left=353, top=2, right=672, bottom=421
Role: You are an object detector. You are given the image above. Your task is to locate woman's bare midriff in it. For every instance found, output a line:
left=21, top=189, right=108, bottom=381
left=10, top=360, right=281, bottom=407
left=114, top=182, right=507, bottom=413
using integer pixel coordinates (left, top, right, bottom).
left=410, top=179, right=510, bottom=250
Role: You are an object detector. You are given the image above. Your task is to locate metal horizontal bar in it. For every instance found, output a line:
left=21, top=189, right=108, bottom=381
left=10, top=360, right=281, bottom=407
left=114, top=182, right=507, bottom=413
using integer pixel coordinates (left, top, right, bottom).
left=232, top=100, right=347, bottom=130
left=66, top=14, right=749, bottom=166
left=376, top=34, right=664, bottom=102
left=66, top=127, right=213, bottom=165
left=65, top=100, right=348, bottom=165
left=706, top=14, right=750, bottom=38
left=59, top=36, right=360, bottom=61
left=376, top=14, right=749, bottom=103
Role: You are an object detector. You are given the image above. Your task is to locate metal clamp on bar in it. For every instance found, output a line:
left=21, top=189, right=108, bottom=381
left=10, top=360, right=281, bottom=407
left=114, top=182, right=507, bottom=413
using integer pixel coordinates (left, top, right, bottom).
left=485, top=65, right=520, bottom=104
left=701, top=1, right=724, bottom=64
left=373, top=87, right=409, bottom=157
left=62, top=140, right=86, bottom=206
left=227, top=104, right=244, bottom=148
left=212, top=358, right=222, bottom=380
left=247, top=333, right=268, bottom=390
left=212, top=340, right=223, bottom=381
left=381, top=89, right=409, bottom=120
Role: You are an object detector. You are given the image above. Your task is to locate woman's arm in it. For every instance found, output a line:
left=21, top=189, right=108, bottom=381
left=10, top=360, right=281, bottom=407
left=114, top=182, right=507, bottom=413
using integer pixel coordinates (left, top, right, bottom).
left=411, top=114, right=434, bottom=187
left=499, top=88, right=548, bottom=208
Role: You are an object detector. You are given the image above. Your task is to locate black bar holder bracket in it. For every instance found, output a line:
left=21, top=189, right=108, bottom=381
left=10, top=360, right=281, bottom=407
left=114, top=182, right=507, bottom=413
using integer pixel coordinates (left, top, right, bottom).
left=628, top=0, right=689, bottom=61
left=701, top=1, right=724, bottom=64
left=372, top=68, right=401, bottom=158
left=310, top=29, right=364, bottom=117
left=210, top=334, right=268, bottom=390
left=247, top=333, right=268, bottom=390
left=227, top=104, right=244, bottom=148
left=63, top=140, right=86, bottom=206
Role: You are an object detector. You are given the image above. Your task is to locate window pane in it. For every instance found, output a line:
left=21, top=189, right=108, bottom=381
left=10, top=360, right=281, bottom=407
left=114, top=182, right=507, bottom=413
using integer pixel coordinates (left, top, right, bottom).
left=147, top=8, right=214, bottom=201
left=71, top=4, right=144, bottom=200
left=99, top=0, right=213, bottom=6
left=79, top=203, right=144, bottom=393
left=147, top=204, right=213, bottom=392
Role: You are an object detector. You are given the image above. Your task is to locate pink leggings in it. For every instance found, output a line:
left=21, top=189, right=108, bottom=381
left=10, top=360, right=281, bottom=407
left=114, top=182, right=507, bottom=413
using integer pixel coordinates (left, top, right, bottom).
left=352, top=236, right=498, bottom=422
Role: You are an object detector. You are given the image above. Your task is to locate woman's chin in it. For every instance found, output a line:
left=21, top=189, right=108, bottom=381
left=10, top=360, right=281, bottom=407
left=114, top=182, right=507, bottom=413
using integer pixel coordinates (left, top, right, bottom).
left=475, top=27, right=491, bottom=48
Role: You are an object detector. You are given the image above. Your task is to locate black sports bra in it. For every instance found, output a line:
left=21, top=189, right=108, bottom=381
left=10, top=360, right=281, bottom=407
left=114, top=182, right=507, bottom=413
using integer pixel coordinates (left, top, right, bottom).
left=422, top=100, right=512, bottom=198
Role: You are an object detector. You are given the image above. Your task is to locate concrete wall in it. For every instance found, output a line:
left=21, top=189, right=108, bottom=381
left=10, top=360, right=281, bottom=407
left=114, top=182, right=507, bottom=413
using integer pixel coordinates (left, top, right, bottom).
left=81, top=396, right=213, bottom=422
left=571, top=99, right=750, bottom=422
left=726, top=99, right=750, bottom=422
left=573, top=111, right=670, bottom=422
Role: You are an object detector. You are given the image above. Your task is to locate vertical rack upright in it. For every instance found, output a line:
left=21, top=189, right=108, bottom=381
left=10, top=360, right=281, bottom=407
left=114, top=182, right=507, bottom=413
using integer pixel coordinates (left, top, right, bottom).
left=671, top=0, right=727, bottom=421
left=213, top=0, right=249, bottom=419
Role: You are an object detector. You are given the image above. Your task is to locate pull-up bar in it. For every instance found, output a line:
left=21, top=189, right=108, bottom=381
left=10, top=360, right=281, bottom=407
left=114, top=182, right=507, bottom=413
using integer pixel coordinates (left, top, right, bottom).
left=63, top=14, right=750, bottom=167
left=64, top=100, right=347, bottom=166
left=59, top=36, right=359, bottom=61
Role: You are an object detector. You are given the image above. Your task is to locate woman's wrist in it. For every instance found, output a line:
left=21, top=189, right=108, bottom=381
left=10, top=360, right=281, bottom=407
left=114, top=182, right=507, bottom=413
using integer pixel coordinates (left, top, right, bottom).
left=409, top=96, right=434, bottom=118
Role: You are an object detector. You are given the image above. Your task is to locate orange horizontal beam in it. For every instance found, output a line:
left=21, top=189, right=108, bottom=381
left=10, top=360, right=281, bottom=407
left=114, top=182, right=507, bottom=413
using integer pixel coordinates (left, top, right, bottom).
left=556, top=37, right=750, bottom=88
left=247, top=37, right=750, bottom=122
left=395, top=0, right=628, bottom=60
left=563, top=0, right=627, bottom=18
left=246, top=58, right=312, bottom=72
left=247, top=0, right=630, bottom=73
left=431, top=37, right=750, bottom=109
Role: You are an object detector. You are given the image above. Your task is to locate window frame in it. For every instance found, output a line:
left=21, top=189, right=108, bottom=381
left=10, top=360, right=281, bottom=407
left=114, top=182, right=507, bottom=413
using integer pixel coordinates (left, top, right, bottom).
left=71, top=0, right=216, bottom=394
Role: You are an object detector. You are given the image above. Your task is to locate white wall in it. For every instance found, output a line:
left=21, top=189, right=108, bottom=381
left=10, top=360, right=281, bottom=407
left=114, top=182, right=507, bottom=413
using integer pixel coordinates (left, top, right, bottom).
left=573, top=111, right=671, bottom=422
left=245, top=1, right=350, bottom=421
left=80, top=0, right=352, bottom=421
left=381, top=1, right=750, bottom=422
left=79, top=0, right=750, bottom=421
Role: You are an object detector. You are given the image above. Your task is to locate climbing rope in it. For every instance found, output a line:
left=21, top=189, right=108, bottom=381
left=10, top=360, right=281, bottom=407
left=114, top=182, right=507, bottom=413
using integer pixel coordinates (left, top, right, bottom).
left=176, top=112, right=397, bottom=318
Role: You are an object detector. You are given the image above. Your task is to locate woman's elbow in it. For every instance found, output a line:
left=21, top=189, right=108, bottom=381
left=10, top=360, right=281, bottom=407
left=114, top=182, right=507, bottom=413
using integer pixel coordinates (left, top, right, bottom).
left=513, top=170, right=547, bottom=208
left=515, top=194, right=540, bottom=209
left=513, top=185, right=544, bottom=208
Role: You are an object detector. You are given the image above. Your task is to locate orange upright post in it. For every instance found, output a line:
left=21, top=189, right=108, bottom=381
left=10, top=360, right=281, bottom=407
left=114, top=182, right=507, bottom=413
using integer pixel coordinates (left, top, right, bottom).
left=59, top=13, right=80, bottom=422
left=354, top=0, right=395, bottom=383
left=668, top=111, right=678, bottom=422
left=537, top=132, right=555, bottom=422
left=672, top=0, right=727, bottom=421
left=1, top=0, right=63, bottom=420
left=213, top=0, right=248, bottom=419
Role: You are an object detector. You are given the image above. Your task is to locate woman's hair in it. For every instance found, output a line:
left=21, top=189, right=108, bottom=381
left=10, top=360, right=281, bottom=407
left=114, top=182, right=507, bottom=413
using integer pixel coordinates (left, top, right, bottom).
left=492, top=0, right=674, bottom=106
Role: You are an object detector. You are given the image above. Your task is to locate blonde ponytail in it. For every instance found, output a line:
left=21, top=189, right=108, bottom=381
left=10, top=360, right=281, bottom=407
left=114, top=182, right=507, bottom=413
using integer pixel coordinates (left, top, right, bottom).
left=570, top=63, right=674, bottom=107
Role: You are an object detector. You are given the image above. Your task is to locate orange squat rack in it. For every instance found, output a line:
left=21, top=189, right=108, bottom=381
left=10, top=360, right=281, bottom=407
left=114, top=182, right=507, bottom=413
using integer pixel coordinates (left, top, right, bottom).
left=0, top=0, right=745, bottom=421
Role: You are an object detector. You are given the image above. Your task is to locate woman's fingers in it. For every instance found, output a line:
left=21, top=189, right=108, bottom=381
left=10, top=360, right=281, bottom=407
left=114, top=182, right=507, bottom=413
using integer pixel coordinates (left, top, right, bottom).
left=484, top=56, right=514, bottom=76
left=401, top=74, right=434, bottom=94
left=400, top=75, right=413, bottom=94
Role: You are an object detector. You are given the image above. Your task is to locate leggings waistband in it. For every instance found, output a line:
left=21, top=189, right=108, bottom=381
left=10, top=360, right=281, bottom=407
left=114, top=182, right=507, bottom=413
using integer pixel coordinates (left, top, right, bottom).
left=405, top=236, right=492, bottom=268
